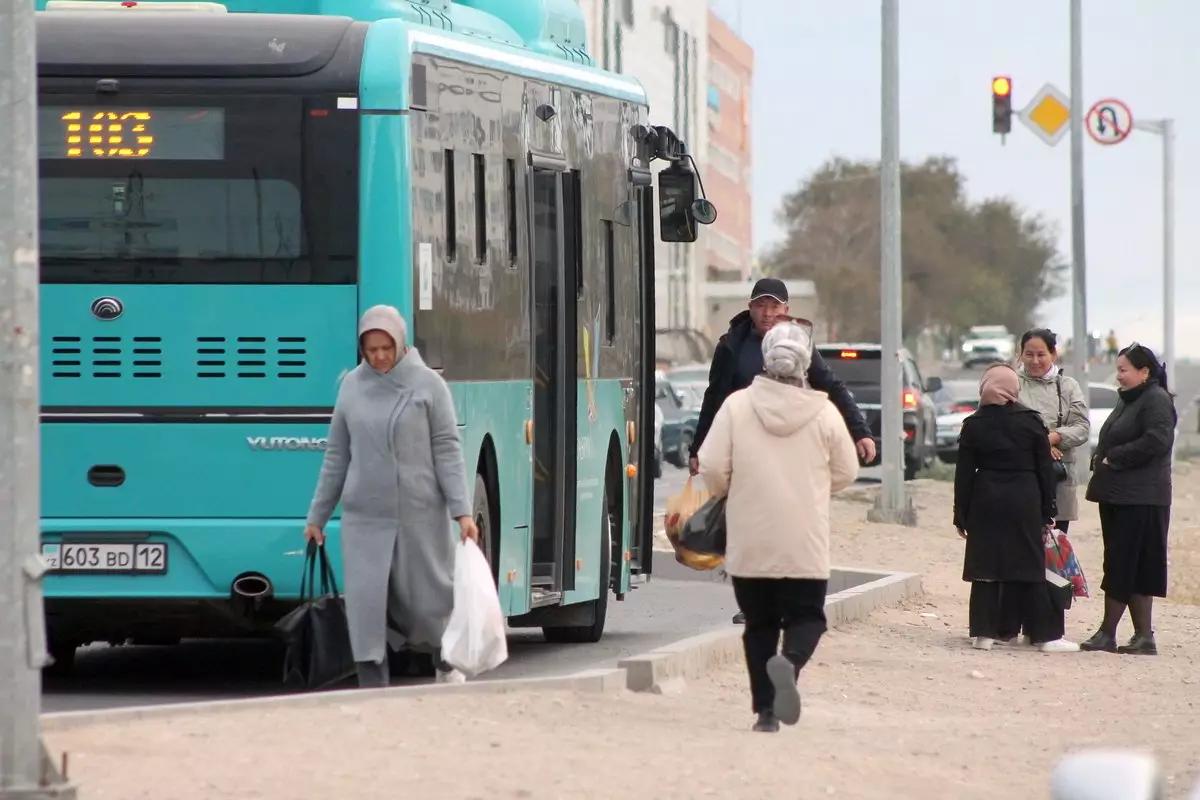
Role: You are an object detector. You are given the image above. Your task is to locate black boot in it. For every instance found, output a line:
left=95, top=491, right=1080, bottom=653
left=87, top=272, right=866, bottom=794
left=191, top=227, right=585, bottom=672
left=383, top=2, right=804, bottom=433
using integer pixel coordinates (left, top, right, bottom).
left=1079, top=630, right=1118, bottom=653
left=355, top=659, right=390, bottom=688
left=732, top=611, right=746, bottom=625
left=1117, top=631, right=1158, bottom=656
left=752, top=710, right=779, bottom=733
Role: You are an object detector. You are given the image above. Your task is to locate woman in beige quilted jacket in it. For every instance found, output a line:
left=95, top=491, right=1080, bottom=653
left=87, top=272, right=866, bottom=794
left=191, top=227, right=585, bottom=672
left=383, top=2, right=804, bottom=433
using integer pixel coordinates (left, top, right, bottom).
left=697, top=321, right=859, bottom=734
left=1015, top=328, right=1091, bottom=532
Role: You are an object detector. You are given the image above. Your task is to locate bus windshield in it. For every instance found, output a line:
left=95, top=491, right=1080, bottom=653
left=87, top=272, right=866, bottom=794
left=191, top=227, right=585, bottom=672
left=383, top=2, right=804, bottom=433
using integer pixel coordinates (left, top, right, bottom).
left=37, top=93, right=358, bottom=285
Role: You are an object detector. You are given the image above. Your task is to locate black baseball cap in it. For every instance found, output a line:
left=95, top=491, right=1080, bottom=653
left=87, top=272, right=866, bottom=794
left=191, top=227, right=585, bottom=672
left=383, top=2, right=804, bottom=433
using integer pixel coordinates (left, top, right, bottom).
left=750, top=278, right=788, bottom=304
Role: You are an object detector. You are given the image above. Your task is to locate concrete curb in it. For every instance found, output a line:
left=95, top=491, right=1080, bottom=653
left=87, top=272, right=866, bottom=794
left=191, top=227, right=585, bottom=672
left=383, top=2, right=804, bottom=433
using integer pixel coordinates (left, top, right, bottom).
left=40, top=568, right=921, bottom=730
left=617, top=568, right=922, bottom=693
left=40, top=667, right=627, bottom=733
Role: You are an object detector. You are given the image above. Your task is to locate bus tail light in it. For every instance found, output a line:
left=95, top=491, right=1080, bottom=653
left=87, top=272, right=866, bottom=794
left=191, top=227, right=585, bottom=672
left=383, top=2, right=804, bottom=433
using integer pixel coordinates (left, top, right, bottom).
left=902, top=390, right=918, bottom=410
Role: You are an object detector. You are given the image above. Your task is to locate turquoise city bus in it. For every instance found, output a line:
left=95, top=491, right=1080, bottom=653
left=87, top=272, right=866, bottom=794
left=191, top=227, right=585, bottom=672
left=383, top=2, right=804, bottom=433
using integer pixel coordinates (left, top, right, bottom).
left=33, top=0, right=714, bottom=671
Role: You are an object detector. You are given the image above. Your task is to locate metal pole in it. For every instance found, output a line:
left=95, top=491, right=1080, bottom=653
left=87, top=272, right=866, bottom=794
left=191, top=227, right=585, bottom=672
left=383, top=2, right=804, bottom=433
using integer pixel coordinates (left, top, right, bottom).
left=1162, top=118, right=1175, bottom=409
left=1068, top=0, right=1090, bottom=474
left=0, top=3, right=74, bottom=797
left=869, top=0, right=915, bottom=526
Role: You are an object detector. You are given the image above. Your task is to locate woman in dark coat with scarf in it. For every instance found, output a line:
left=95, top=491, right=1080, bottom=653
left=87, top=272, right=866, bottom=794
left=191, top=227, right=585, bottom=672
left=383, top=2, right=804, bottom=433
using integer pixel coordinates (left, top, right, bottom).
left=1082, top=344, right=1176, bottom=656
left=953, top=364, right=1079, bottom=653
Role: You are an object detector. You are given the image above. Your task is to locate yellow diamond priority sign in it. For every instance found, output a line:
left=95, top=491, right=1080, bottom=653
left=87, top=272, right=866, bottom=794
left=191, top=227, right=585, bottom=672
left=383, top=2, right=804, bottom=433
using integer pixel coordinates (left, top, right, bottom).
left=1019, top=83, right=1071, bottom=146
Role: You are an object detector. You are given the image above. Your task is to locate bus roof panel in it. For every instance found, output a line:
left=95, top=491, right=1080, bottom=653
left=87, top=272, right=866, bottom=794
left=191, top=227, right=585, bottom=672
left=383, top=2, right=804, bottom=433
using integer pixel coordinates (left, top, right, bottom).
left=36, top=11, right=360, bottom=78
left=406, top=26, right=646, bottom=105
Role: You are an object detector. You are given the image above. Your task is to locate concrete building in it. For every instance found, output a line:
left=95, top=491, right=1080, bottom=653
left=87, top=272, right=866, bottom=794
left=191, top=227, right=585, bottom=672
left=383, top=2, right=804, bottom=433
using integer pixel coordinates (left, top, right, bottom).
left=698, top=9, right=755, bottom=342
left=577, top=0, right=709, bottom=332
left=704, top=10, right=753, bottom=283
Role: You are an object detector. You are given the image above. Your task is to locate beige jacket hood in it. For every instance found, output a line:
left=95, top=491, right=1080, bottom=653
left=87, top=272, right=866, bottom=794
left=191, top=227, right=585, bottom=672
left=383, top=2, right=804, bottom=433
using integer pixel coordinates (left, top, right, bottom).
left=747, top=376, right=830, bottom=437
left=697, top=376, right=859, bottom=580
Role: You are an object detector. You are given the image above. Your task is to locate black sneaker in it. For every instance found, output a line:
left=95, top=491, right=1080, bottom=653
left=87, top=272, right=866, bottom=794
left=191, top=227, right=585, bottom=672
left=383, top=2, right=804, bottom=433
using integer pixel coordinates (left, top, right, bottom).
left=1079, top=630, right=1118, bottom=653
left=732, top=611, right=746, bottom=625
left=752, top=711, right=780, bottom=733
left=1117, top=632, right=1158, bottom=656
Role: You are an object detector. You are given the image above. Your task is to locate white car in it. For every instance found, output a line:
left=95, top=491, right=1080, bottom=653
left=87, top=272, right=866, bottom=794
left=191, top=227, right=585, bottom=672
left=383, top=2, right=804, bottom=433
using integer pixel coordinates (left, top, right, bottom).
left=666, top=363, right=709, bottom=413
left=961, top=325, right=1016, bottom=369
left=1087, top=382, right=1119, bottom=449
left=931, top=379, right=981, bottom=463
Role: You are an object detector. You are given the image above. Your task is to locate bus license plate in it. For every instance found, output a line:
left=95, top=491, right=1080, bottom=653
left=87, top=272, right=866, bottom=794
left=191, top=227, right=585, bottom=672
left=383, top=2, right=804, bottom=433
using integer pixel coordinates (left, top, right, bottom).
left=42, top=543, right=168, bottom=574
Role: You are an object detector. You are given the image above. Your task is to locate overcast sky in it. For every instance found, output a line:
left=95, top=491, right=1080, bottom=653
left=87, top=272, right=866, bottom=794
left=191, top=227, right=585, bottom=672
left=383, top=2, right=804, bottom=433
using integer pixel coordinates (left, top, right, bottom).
left=709, top=0, right=1196, bottom=356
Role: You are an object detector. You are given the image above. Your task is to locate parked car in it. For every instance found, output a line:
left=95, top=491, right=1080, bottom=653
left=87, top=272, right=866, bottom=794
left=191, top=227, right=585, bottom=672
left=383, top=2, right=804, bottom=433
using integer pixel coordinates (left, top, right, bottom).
left=816, top=343, right=941, bottom=480
left=1088, top=382, right=1119, bottom=449
left=961, top=325, right=1016, bottom=369
left=654, top=373, right=698, bottom=469
left=666, top=363, right=708, bottom=413
left=652, top=403, right=664, bottom=479
left=930, top=379, right=981, bottom=464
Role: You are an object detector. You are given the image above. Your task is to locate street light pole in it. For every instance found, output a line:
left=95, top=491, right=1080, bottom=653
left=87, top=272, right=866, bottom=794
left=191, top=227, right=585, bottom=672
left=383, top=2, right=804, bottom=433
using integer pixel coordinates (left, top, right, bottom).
left=1068, top=0, right=1091, bottom=476
left=0, top=2, right=75, bottom=797
left=1134, top=117, right=1176, bottom=458
left=869, top=0, right=916, bottom=526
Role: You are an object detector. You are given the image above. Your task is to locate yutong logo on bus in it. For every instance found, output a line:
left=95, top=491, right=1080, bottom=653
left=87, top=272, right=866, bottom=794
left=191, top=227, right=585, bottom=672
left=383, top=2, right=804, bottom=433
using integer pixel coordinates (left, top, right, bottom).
left=246, top=436, right=328, bottom=452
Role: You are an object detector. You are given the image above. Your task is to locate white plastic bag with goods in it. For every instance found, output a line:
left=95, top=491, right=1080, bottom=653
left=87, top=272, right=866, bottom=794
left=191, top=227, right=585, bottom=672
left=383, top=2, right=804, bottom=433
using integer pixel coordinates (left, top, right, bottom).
left=441, top=539, right=508, bottom=678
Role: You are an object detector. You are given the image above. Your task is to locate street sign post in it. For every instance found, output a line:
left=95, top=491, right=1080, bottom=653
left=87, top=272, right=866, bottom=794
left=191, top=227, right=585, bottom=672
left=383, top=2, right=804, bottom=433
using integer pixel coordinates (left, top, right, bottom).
left=1086, top=98, right=1133, bottom=145
left=1019, top=82, right=1071, bottom=146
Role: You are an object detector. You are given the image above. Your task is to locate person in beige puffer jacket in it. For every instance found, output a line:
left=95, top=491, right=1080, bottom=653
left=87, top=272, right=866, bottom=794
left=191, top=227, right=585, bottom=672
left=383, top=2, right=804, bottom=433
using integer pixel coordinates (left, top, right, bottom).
left=698, top=321, right=859, bottom=734
left=1015, top=328, right=1091, bottom=532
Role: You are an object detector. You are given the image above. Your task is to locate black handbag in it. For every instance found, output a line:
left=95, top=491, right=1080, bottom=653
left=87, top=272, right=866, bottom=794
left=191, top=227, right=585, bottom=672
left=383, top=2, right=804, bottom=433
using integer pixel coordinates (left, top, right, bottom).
left=276, top=540, right=357, bottom=691
left=1051, top=375, right=1070, bottom=483
left=678, top=495, right=728, bottom=559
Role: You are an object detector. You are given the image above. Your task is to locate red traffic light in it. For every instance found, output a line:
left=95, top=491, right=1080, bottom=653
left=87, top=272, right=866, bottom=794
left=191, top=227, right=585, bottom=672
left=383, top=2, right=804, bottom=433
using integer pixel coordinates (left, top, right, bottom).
left=992, top=76, right=1012, bottom=97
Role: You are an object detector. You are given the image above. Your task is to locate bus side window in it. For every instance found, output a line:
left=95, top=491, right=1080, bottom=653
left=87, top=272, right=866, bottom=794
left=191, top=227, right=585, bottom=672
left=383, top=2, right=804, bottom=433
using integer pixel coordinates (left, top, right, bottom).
left=473, top=153, right=486, bottom=264
left=444, top=148, right=457, bottom=261
left=603, top=219, right=615, bottom=345
left=505, top=158, right=518, bottom=269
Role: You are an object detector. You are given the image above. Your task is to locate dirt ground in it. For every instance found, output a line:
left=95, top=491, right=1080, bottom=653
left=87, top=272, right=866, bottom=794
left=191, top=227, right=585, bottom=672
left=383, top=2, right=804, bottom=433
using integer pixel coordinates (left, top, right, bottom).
left=43, top=468, right=1200, bottom=799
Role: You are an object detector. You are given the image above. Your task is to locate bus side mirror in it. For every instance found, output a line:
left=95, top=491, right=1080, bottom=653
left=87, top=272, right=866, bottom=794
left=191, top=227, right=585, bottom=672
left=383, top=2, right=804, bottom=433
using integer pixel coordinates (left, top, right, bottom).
left=658, top=162, right=717, bottom=243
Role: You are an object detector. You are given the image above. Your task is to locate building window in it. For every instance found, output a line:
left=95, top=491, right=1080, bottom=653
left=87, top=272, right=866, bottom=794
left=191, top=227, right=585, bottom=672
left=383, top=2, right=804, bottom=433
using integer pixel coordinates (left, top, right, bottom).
left=619, top=0, right=633, bottom=26
left=614, top=23, right=623, bottom=73
left=707, top=84, right=720, bottom=111
left=710, top=59, right=741, bottom=100
left=709, top=143, right=740, bottom=181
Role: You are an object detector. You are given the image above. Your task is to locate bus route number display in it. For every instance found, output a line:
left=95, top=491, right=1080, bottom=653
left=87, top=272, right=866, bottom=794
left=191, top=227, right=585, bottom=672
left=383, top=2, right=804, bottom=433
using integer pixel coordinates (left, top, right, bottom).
left=39, top=106, right=226, bottom=160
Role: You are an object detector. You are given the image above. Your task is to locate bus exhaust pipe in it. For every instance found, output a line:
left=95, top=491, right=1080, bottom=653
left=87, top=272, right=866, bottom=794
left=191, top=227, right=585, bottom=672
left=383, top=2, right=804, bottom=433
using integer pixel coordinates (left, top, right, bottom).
left=231, top=573, right=273, bottom=613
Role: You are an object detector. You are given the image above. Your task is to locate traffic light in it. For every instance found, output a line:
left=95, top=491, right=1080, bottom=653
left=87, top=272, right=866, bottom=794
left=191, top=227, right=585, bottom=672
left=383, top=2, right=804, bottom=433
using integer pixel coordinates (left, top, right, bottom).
left=992, top=76, right=1013, bottom=134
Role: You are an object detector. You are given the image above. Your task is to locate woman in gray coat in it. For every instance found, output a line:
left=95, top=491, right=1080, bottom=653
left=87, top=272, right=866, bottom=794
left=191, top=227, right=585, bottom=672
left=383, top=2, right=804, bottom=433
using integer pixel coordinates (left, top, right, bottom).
left=303, top=305, right=478, bottom=688
left=1016, top=328, right=1090, bottom=532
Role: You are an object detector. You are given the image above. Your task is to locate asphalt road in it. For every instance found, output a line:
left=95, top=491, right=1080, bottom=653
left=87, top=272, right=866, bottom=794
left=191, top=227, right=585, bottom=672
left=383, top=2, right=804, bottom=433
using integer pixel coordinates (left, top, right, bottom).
left=42, top=478, right=739, bottom=714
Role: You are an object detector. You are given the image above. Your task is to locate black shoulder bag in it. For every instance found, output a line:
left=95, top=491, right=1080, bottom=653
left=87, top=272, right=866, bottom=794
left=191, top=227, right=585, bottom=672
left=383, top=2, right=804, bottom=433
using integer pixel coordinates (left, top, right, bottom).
left=1051, top=375, right=1070, bottom=483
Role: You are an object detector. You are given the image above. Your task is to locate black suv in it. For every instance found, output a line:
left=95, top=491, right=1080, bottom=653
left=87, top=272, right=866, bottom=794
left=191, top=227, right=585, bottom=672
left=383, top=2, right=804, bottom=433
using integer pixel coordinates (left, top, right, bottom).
left=817, top=343, right=941, bottom=480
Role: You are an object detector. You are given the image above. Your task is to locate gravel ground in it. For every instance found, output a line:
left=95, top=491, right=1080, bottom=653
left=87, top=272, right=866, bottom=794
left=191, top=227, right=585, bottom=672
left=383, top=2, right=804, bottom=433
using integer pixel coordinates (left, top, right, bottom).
left=43, top=468, right=1200, bottom=799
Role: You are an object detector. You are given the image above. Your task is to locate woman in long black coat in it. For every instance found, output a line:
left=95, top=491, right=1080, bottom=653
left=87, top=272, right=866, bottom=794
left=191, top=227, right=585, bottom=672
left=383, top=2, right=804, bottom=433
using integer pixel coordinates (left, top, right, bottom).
left=1082, top=343, right=1176, bottom=656
left=953, top=364, right=1079, bottom=653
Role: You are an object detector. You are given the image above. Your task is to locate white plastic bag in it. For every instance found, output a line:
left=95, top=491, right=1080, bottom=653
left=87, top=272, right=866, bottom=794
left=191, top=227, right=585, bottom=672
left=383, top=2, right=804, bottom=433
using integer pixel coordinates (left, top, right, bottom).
left=441, top=540, right=508, bottom=679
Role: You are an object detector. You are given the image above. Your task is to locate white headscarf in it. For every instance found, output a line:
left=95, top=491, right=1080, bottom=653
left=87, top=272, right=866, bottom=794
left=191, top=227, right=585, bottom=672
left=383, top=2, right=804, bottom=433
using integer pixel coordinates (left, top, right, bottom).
left=357, top=304, right=408, bottom=351
left=762, top=321, right=813, bottom=382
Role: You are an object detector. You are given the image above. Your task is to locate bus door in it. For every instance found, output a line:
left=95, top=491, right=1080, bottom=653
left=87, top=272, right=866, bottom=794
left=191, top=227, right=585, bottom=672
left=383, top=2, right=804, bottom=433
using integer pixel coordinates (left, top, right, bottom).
left=528, top=159, right=579, bottom=599
left=629, top=181, right=656, bottom=577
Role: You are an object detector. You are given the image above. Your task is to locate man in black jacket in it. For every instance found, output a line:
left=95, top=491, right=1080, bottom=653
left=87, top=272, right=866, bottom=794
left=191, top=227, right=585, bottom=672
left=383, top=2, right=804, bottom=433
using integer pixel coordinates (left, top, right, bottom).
left=687, top=279, right=876, bottom=622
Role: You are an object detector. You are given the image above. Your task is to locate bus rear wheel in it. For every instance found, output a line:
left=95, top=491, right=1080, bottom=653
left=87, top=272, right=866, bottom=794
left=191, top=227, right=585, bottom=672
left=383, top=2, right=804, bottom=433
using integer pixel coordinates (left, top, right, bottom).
left=473, top=472, right=498, bottom=585
left=542, top=471, right=615, bottom=644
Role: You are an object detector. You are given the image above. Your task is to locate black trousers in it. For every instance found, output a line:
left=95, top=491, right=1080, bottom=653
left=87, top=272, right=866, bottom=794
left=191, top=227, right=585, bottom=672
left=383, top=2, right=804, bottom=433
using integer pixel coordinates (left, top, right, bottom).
left=969, top=581, right=1064, bottom=644
left=731, top=577, right=828, bottom=714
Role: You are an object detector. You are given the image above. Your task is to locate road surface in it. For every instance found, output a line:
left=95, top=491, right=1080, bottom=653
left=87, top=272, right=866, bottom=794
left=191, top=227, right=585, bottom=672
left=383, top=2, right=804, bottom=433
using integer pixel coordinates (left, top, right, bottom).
left=42, top=477, right=739, bottom=714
